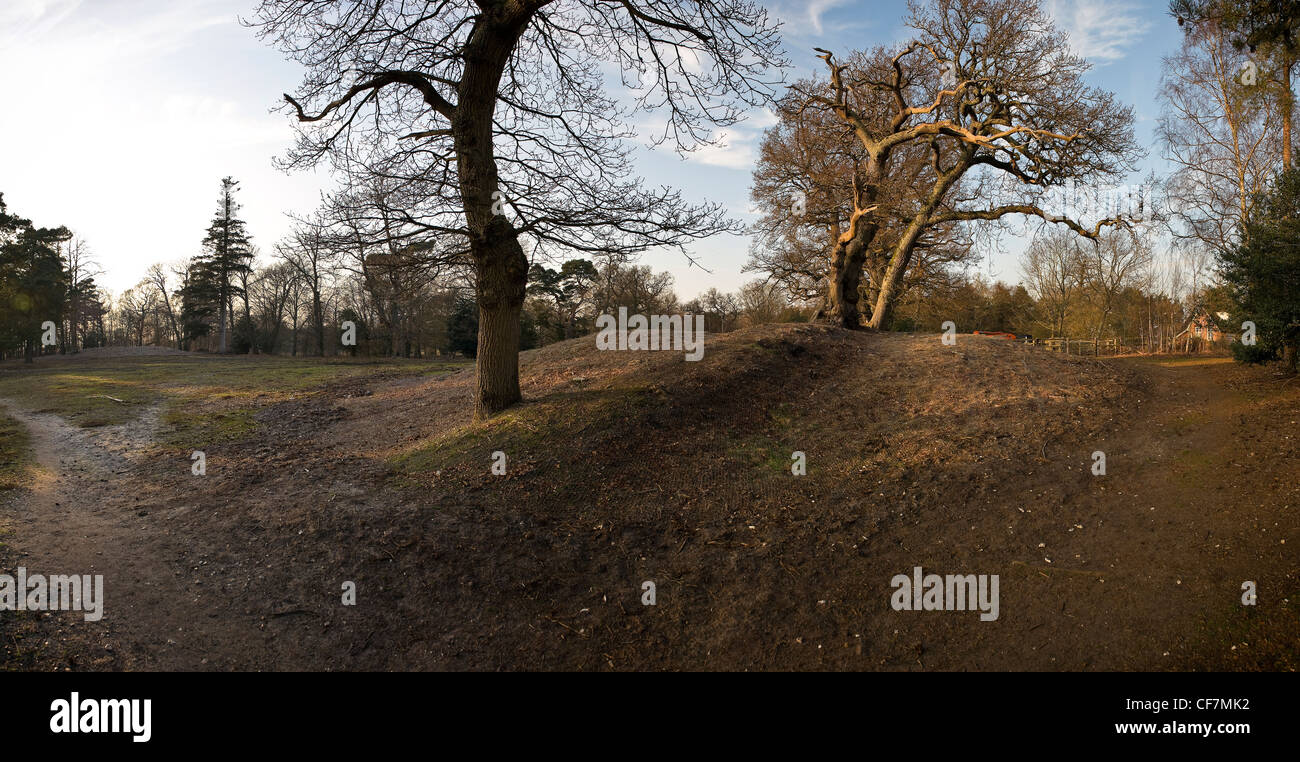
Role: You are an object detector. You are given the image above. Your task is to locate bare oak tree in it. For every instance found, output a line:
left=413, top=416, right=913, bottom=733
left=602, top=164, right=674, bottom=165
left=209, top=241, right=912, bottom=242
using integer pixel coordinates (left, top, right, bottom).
left=277, top=220, right=339, bottom=356
left=251, top=0, right=784, bottom=418
left=794, top=0, right=1140, bottom=329
left=1022, top=228, right=1087, bottom=338
left=748, top=72, right=976, bottom=315
left=145, top=263, right=182, bottom=348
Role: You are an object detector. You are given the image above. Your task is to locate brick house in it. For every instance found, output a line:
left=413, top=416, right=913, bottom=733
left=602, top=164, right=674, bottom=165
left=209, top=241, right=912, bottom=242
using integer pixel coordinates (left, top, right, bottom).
left=1176, top=309, right=1235, bottom=346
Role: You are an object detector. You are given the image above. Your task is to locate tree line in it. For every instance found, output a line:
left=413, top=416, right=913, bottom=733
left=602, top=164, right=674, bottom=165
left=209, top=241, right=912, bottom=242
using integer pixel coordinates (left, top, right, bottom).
left=0, top=194, right=103, bottom=362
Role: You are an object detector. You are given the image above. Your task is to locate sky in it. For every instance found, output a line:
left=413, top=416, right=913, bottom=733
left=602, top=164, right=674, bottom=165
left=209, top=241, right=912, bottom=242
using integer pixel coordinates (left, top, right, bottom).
left=0, top=0, right=1185, bottom=300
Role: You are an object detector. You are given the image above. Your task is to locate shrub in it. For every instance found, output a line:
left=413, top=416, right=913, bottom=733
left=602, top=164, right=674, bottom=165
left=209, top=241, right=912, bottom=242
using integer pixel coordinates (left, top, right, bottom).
left=1230, top=341, right=1276, bottom=365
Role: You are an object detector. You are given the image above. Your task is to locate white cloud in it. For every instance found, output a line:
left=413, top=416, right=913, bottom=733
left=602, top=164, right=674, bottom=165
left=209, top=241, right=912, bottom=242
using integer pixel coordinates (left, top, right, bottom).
left=806, top=0, right=852, bottom=36
left=687, top=130, right=757, bottom=170
left=0, top=0, right=80, bottom=46
left=1046, top=0, right=1151, bottom=64
left=750, top=108, right=779, bottom=129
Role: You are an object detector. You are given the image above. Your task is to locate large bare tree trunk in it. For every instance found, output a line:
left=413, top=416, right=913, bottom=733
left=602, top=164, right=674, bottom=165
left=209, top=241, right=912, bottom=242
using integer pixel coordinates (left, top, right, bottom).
left=866, top=164, right=966, bottom=330
left=474, top=228, right=527, bottom=418
left=827, top=236, right=867, bottom=328
left=824, top=158, right=885, bottom=330
left=867, top=217, right=928, bottom=330
left=457, top=14, right=532, bottom=419
left=867, top=248, right=910, bottom=330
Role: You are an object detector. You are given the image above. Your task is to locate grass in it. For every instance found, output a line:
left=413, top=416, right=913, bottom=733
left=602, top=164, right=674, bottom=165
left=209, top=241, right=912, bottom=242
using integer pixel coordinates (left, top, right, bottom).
left=0, top=410, right=32, bottom=491
left=160, top=407, right=259, bottom=447
left=0, top=354, right=471, bottom=450
left=391, top=382, right=652, bottom=480
left=0, top=372, right=157, bottom=427
left=1142, top=356, right=1236, bottom=368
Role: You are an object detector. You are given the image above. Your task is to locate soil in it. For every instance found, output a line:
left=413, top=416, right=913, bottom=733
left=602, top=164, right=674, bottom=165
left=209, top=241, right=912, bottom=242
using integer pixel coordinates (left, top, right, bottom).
left=1, top=325, right=1296, bottom=670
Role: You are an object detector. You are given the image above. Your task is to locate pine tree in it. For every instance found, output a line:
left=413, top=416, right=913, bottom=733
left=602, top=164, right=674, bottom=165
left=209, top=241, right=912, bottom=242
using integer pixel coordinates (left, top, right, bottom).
left=0, top=193, right=71, bottom=361
left=178, top=257, right=221, bottom=351
left=194, top=177, right=254, bottom=353
left=1220, top=167, right=1300, bottom=370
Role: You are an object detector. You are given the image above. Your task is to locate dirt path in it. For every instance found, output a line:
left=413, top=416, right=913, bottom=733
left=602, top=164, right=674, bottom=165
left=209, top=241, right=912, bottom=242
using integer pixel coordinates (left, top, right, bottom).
left=1080, top=357, right=1299, bottom=669
left=0, top=399, right=265, bottom=669
left=845, top=354, right=1298, bottom=671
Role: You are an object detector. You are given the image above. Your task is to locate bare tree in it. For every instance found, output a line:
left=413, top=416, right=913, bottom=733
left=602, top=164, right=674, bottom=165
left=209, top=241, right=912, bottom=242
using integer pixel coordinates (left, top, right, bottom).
left=1022, top=228, right=1087, bottom=338
left=737, top=279, right=789, bottom=325
left=146, top=263, right=182, bottom=348
left=747, top=88, right=862, bottom=305
left=699, top=287, right=741, bottom=331
left=251, top=0, right=785, bottom=418
left=61, top=235, right=99, bottom=353
left=747, top=76, right=975, bottom=314
left=277, top=222, right=338, bottom=356
left=592, top=261, right=678, bottom=316
left=321, top=183, right=466, bottom=357
left=1158, top=16, right=1280, bottom=256
left=117, top=284, right=156, bottom=347
left=1084, top=229, right=1154, bottom=349
left=796, top=0, right=1141, bottom=329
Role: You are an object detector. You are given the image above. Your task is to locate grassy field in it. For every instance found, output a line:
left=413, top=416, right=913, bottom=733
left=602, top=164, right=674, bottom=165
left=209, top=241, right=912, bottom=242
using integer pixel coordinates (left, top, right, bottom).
left=0, top=353, right=470, bottom=449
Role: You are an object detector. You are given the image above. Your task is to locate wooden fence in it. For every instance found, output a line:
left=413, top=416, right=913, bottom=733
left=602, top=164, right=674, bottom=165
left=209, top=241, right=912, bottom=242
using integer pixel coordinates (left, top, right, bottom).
left=1028, top=337, right=1129, bottom=356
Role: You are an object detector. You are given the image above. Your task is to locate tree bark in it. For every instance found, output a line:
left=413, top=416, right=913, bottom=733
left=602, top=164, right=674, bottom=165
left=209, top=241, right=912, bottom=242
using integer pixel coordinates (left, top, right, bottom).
left=456, top=10, right=532, bottom=418
left=471, top=217, right=528, bottom=418
left=866, top=162, right=967, bottom=330
left=827, top=235, right=868, bottom=328
left=824, top=157, right=885, bottom=329
left=866, top=246, right=907, bottom=330
left=313, top=290, right=325, bottom=356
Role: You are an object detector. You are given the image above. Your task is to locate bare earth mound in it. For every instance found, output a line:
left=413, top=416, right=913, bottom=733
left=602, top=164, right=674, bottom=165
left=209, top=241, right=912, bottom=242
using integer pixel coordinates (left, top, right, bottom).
left=3, top=325, right=1297, bottom=670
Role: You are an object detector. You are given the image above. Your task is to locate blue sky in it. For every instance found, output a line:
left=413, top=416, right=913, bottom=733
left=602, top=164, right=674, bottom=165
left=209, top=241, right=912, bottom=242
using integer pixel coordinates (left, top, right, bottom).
left=0, top=0, right=1184, bottom=299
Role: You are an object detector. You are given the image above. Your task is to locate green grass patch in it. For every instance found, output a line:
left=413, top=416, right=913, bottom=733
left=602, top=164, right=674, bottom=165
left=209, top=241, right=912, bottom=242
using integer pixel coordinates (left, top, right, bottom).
left=160, top=405, right=258, bottom=447
left=0, top=411, right=32, bottom=491
left=0, top=373, right=157, bottom=427
left=391, top=382, right=650, bottom=479
left=726, top=433, right=795, bottom=473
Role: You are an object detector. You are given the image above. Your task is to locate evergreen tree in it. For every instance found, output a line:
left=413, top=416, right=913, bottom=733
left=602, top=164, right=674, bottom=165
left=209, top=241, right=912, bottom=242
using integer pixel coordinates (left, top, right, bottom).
left=1220, top=167, right=1300, bottom=370
left=194, top=177, right=254, bottom=353
left=179, top=257, right=221, bottom=350
left=0, top=193, right=71, bottom=362
left=446, top=296, right=478, bottom=358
